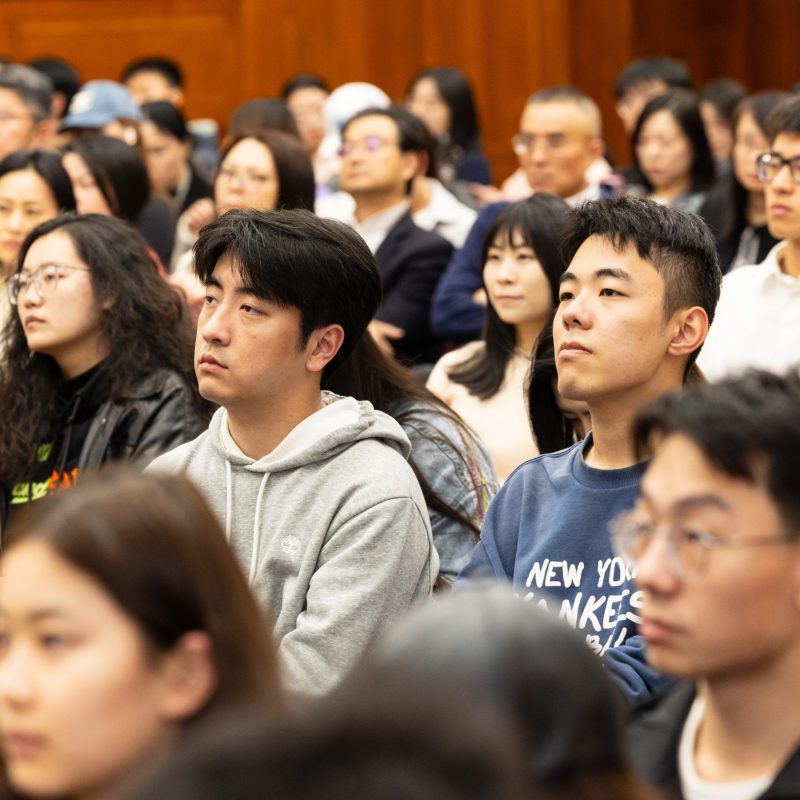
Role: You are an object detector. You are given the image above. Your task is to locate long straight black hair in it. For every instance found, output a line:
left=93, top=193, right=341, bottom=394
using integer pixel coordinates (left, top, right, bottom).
left=446, top=195, right=571, bottom=399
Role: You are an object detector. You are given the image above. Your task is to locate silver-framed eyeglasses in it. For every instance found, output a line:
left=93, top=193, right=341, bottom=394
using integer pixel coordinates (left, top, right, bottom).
left=337, top=135, right=389, bottom=158
left=6, top=263, right=91, bottom=305
left=756, top=151, right=800, bottom=184
left=610, top=509, right=792, bottom=579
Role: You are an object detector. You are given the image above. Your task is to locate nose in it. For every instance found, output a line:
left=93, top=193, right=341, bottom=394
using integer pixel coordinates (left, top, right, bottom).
left=633, top=534, right=683, bottom=598
left=496, top=255, right=518, bottom=283
left=771, top=161, right=795, bottom=192
left=529, top=138, right=549, bottom=163
left=199, top=301, right=231, bottom=347
left=557, top=288, right=591, bottom=330
left=0, top=643, right=36, bottom=710
left=20, top=280, right=42, bottom=308
left=6, top=208, right=24, bottom=233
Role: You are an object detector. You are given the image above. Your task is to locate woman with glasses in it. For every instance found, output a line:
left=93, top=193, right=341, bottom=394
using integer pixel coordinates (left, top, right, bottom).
left=427, top=195, right=570, bottom=483
left=628, top=90, right=715, bottom=213
left=0, top=213, right=208, bottom=529
left=699, top=91, right=788, bottom=273
left=170, top=130, right=314, bottom=305
left=0, top=468, right=280, bottom=800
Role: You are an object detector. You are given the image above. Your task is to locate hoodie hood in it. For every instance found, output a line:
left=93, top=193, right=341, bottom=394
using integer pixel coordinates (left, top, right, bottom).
left=211, top=392, right=411, bottom=473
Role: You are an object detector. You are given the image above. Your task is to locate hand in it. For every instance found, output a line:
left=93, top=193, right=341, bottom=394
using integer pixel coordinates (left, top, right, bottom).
left=368, top=320, right=405, bottom=357
left=469, top=183, right=505, bottom=206
left=471, top=288, right=487, bottom=306
left=184, top=198, right=216, bottom=234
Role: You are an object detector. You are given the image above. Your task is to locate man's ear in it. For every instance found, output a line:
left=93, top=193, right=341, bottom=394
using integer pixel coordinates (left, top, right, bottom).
left=401, top=150, right=422, bottom=182
left=156, top=631, right=218, bottom=722
left=667, top=306, right=709, bottom=358
left=31, top=120, right=52, bottom=148
left=305, top=324, right=345, bottom=373
left=589, top=137, right=606, bottom=160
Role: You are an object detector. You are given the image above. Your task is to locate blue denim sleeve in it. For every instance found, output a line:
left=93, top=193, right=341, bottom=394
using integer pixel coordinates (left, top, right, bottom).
left=430, top=202, right=508, bottom=343
left=603, top=634, right=675, bottom=708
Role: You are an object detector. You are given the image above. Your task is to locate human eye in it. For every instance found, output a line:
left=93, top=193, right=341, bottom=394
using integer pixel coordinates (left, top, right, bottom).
left=516, top=248, right=536, bottom=261
left=485, top=249, right=502, bottom=262
left=0, top=201, right=11, bottom=215
left=38, top=631, right=73, bottom=652
left=558, top=289, right=574, bottom=302
left=240, top=303, right=263, bottom=315
left=548, top=134, right=566, bottom=148
left=599, top=287, right=622, bottom=297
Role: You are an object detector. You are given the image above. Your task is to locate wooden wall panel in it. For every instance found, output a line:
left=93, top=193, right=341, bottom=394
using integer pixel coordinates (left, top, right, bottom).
left=1, top=0, right=799, bottom=185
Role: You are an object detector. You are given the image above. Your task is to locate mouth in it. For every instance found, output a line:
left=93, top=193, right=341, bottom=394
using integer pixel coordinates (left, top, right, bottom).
left=197, top=353, right=226, bottom=372
left=639, top=615, right=683, bottom=643
left=770, top=204, right=793, bottom=217
left=3, top=732, right=45, bottom=760
left=558, top=340, right=592, bottom=358
left=22, top=315, right=45, bottom=327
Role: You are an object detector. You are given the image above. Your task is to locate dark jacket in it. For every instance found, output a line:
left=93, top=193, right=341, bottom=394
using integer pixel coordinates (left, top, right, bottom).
left=629, top=682, right=800, bottom=799
left=0, top=367, right=205, bottom=536
left=374, top=211, right=453, bottom=364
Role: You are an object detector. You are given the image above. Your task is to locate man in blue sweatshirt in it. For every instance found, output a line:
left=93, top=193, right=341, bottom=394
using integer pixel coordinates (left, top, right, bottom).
left=458, top=196, right=722, bottom=706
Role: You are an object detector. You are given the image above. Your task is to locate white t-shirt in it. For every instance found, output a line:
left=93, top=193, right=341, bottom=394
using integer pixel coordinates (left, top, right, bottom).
left=679, top=696, right=774, bottom=800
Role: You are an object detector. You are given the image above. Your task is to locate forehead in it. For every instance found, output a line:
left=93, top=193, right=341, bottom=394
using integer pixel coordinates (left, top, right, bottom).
left=734, top=111, right=763, bottom=138
left=0, top=86, right=29, bottom=113
left=521, top=101, right=593, bottom=135
left=567, top=234, right=663, bottom=287
left=641, top=109, right=683, bottom=137
left=287, top=86, right=327, bottom=108
left=127, top=70, right=171, bottom=90
left=0, top=168, right=53, bottom=200
left=771, top=132, right=800, bottom=157
left=223, top=137, right=274, bottom=167
left=344, top=114, right=399, bottom=141
left=622, top=79, right=668, bottom=103
left=22, top=229, right=80, bottom=267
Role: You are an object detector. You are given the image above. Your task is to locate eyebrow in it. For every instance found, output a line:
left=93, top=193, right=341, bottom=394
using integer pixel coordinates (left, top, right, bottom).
left=0, top=608, right=71, bottom=623
left=204, top=275, right=266, bottom=299
left=560, top=267, right=633, bottom=285
left=639, top=489, right=733, bottom=516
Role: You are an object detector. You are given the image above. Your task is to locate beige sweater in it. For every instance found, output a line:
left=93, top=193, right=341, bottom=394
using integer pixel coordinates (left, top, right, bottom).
left=427, top=341, right=538, bottom=483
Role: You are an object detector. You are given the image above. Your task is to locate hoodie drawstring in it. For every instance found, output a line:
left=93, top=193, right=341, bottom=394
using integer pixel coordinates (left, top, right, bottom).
left=250, top=472, right=270, bottom=584
left=224, top=460, right=233, bottom=543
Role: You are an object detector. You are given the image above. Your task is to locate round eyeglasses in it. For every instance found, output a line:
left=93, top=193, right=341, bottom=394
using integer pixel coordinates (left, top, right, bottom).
left=6, top=263, right=91, bottom=305
left=610, top=509, right=792, bottom=579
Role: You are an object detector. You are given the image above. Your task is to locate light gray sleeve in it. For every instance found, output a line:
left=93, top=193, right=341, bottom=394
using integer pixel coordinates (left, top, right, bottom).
left=278, top=496, right=436, bottom=695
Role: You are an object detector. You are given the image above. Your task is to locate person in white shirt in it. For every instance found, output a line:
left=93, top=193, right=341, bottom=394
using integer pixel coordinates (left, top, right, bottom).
left=699, top=95, right=800, bottom=382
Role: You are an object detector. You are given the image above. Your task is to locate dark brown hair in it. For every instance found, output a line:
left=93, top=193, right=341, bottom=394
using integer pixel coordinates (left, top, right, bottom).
left=5, top=468, right=281, bottom=718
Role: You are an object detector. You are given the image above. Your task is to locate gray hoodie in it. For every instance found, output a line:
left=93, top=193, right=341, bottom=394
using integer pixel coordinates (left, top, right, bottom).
left=148, top=393, right=437, bottom=694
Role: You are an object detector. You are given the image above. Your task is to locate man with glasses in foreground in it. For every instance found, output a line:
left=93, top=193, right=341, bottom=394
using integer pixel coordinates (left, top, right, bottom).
left=699, top=95, right=800, bottom=381
left=621, top=370, right=800, bottom=799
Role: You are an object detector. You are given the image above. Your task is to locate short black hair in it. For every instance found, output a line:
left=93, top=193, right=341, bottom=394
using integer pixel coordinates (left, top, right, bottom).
left=614, top=56, right=693, bottom=100
left=122, top=56, right=184, bottom=88
left=141, top=100, right=188, bottom=141
left=26, top=58, right=81, bottom=112
left=342, top=104, right=428, bottom=154
left=634, top=370, right=800, bottom=535
left=193, top=209, right=382, bottom=375
left=700, top=78, right=747, bottom=124
left=227, top=98, right=299, bottom=141
left=561, top=196, right=721, bottom=369
left=62, top=134, right=150, bottom=222
left=280, top=72, right=330, bottom=100
left=764, top=94, right=800, bottom=143
left=0, top=63, right=53, bottom=121
left=632, top=90, right=716, bottom=193
left=0, top=148, right=76, bottom=212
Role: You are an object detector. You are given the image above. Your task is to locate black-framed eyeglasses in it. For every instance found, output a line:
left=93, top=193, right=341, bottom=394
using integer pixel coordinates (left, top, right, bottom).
left=610, top=509, right=793, bottom=579
left=756, top=152, right=800, bottom=185
left=6, top=263, right=91, bottom=305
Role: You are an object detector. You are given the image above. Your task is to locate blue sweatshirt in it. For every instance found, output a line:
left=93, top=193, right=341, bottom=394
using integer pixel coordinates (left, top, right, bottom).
left=458, top=434, right=670, bottom=707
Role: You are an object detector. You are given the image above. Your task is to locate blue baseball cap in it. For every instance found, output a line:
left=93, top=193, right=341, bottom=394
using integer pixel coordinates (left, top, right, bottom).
left=60, top=80, right=143, bottom=131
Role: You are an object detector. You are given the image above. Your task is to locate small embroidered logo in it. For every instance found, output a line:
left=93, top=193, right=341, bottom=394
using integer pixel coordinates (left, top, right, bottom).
left=281, top=535, right=301, bottom=555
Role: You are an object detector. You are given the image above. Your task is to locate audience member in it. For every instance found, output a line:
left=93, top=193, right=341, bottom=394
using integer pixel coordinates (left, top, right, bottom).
left=317, top=106, right=476, bottom=247
left=699, top=78, right=747, bottom=171
left=620, top=370, right=800, bottom=799
left=148, top=209, right=437, bottom=694
left=282, top=73, right=330, bottom=176
left=614, top=56, right=693, bottom=135
left=458, top=197, right=721, bottom=707
left=140, top=100, right=213, bottom=219
left=348, top=585, right=659, bottom=800
left=225, top=98, right=299, bottom=146
left=699, top=94, right=800, bottom=381
left=0, top=214, right=206, bottom=526
left=61, top=133, right=175, bottom=265
left=122, top=56, right=185, bottom=107
left=700, top=91, right=788, bottom=273
left=323, top=332, right=498, bottom=583
left=0, top=64, right=52, bottom=160
left=628, top=90, right=715, bottom=212
left=431, top=86, right=604, bottom=344
left=170, top=130, right=314, bottom=308
left=427, top=195, right=570, bottom=482
left=0, top=468, right=279, bottom=800
left=60, top=80, right=143, bottom=148
left=527, top=318, right=592, bottom=454
left=26, top=57, right=81, bottom=147
left=406, top=66, right=491, bottom=187
left=0, top=149, right=76, bottom=280
left=338, top=105, right=453, bottom=363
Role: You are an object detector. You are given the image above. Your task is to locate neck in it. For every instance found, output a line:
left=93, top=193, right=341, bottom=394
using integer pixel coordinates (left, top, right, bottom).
left=584, top=369, right=684, bottom=469
left=225, top=385, right=324, bottom=459
left=57, top=345, right=108, bottom=380
left=409, top=176, right=432, bottom=214
left=515, top=317, right=547, bottom=354
left=779, top=239, right=800, bottom=277
left=694, top=653, right=800, bottom=781
left=651, top=177, right=691, bottom=204
left=746, top=190, right=767, bottom=226
left=353, top=192, right=406, bottom=223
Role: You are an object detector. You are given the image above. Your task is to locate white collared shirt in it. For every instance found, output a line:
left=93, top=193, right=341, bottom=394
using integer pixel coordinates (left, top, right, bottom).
left=331, top=199, right=409, bottom=254
left=698, top=242, right=800, bottom=382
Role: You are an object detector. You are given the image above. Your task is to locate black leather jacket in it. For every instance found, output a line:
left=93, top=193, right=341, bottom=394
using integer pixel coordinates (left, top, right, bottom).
left=0, top=368, right=206, bottom=537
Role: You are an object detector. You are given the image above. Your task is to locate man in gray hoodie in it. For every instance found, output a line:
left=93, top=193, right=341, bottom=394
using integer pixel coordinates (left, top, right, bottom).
left=149, top=209, right=438, bottom=695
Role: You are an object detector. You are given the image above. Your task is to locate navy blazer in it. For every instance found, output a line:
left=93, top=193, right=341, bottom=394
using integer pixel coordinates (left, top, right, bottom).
left=374, top=212, right=453, bottom=364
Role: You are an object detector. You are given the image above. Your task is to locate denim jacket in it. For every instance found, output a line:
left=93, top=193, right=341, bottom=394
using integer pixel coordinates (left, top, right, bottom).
left=395, top=401, right=498, bottom=583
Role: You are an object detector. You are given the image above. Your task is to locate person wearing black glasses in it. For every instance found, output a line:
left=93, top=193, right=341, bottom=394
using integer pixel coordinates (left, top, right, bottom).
left=699, top=95, right=800, bottom=382
left=622, top=370, right=800, bottom=800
